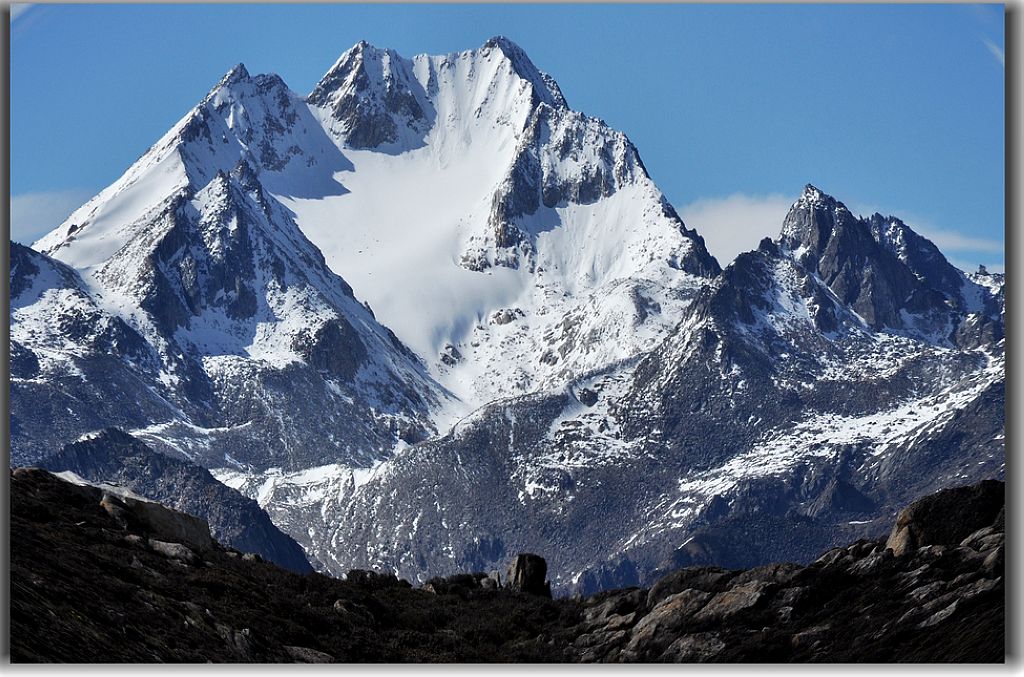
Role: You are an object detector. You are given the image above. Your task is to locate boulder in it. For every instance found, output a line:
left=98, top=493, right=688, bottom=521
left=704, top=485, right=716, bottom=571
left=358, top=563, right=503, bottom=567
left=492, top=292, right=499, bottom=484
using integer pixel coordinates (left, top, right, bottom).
left=647, top=567, right=733, bottom=608
left=619, top=589, right=715, bottom=661
left=886, top=480, right=1004, bottom=556
left=847, top=549, right=894, bottom=577
left=693, top=581, right=769, bottom=623
left=101, top=491, right=213, bottom=552
left=982, top=546, right=1004, bottom=576
left=660, top=632, right=726, bottom=662
left=791, top=625, right=831, bottom=650
left=506, top=553, right=551, bottom=597
left=730, top=562, right=802, bottom=587
left=148, top=539, right=197, bottom=564
left=584, top=588, right=647, bottom=622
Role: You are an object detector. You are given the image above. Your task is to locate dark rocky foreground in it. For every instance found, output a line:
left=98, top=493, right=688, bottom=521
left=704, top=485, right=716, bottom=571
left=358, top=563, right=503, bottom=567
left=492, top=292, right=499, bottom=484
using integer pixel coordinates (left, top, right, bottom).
left=10, top=469, right=1004, bottom=663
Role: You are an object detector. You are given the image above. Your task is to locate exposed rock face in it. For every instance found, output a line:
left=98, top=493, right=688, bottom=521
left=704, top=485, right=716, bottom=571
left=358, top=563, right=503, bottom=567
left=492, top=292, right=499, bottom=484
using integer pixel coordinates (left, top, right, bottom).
left=507, top=553, right=552, bottom=597
left=885, top=480, right=1004, bottom=556
left=10, top=472, right=1003, bottom=663
left=38, top=429, right=312, bottom=573
left=568, top=480, right=1005, bottom=663
left=778, top=185, right=993, bottom=345
left=308, top=41, right=433, bottom=150
left=14, top=467, right=214, bottom=551
left=291, top=317, right=368, bottom=382
left=9, top=243, right=189, bottom=466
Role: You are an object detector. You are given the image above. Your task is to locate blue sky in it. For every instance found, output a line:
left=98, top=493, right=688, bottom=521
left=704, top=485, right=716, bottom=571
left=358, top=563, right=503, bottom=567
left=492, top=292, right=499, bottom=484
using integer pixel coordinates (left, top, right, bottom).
left=10, top=3, right=1005, bottom=270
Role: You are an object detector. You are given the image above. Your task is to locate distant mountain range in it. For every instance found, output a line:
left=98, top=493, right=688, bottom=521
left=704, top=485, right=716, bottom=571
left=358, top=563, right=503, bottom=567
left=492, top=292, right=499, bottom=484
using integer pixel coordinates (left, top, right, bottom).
left=11, top=37, right=1004, bottom=592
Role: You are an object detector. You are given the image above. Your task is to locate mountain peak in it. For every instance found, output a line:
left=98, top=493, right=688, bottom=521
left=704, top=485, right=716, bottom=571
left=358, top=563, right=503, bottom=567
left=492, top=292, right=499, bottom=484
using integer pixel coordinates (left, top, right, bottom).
left=480, top=36, right=567, bottom=109
left=221, top=62, right=251, bottom=85
left=341, top=39, right=389, bottom=61
left=794, top=183, right=844, bottom=211
left=780, top=184, right=855, bottom=261
left=482, top=35, right=525, bottom=56
left=775, top=185, right=988, bottom=339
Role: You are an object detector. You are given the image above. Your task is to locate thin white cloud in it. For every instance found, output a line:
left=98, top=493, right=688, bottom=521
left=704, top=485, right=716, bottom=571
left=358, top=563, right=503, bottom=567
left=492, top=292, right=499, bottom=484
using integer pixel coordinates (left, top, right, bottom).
left=983, top=38, right=1005, bottom=67
left=948, top=258, right=1004, bottom=275
left=912, top=226, right=1004, bottom=255
left=11, top=4, right=34, bottom=22
left=10, top=189, right=94, bottom=245
left=679, top=193, right=793, bottom=266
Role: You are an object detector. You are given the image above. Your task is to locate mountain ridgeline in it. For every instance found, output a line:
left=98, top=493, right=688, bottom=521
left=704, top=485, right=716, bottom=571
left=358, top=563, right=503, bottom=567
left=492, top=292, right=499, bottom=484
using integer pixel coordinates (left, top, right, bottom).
left=11, top=37, right=1004, bottom=596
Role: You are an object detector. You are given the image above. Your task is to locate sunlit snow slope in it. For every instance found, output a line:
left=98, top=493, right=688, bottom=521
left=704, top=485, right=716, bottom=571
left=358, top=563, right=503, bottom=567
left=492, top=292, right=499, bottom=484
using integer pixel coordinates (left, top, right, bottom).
left=37, top=37, right=719, bottom=410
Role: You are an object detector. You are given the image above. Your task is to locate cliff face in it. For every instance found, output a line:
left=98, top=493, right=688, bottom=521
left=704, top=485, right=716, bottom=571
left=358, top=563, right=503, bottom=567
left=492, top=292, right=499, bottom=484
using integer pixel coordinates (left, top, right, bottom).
left=10, top=469, right=1004, bottom=663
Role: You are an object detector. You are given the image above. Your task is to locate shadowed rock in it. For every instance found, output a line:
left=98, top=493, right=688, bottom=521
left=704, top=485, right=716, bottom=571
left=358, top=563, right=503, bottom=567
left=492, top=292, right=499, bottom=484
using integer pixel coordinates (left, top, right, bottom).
left=507, top=553, right=552, bottom=597
left=886, top=480, right=1004, bottom=556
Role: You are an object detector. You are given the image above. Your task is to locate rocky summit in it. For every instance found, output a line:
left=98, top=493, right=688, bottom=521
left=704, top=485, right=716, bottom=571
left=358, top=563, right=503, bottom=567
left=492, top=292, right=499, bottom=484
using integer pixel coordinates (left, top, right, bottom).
left=10, top=469, right=1003, bottom=662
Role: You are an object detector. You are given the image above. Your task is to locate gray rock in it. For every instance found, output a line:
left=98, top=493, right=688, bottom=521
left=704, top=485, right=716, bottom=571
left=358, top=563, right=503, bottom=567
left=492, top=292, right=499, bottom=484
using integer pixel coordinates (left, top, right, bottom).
left=660, top=632, right=726, bottom=662
left=959, top=525, right=996, bottom=549
left=693, top=582, right=769, bottom=623
left=791, top=625, right=831, bottom=650
left=283, top=645, right=334, bottom=663
left=918, top=601, right=959, bottom=629
left=983, top=546, right=1004, bottom=576
left=730, top=562, right=802, bottom=586
left=104, top=492, right=213, bottom=553
left=507, top=553, right=551, bottom=597
left=813, top=547, right=848, bottom=567
left=621, top=589, right=713, bottom=660
left=847, top=549, right=894, bottom=577
left=906, top=581, right=946, bottom=604
left=777, top=586, right=806, bottom=607
left=148, top=539, right=197, bottom=564
left=886, top=480, right=1005, bottom=556
left=647, top=568, right=733, bottom=608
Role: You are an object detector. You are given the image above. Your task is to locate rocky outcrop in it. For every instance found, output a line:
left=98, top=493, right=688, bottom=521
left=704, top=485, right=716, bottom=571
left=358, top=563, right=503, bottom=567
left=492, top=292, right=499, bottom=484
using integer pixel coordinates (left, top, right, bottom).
left=778, top=184, right=999, bottom=346
left=10, top=472, right=1003, bottom=663
left=506, top=553, right=552, bottom=597
left=38, top=429, right=312, bottom=573
left=307, top=41, right=432, bottom=149
left=568, top=480, right=1005, bottom=662
left=13, top=468, right=214, bottom=551
left=885, top=479, right=1004, bottom=556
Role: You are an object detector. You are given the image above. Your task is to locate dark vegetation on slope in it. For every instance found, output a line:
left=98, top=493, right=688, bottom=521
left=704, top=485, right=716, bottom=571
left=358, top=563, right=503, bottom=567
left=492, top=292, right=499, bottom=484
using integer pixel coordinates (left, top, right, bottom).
left=10, top=469, right=1004, bottom=663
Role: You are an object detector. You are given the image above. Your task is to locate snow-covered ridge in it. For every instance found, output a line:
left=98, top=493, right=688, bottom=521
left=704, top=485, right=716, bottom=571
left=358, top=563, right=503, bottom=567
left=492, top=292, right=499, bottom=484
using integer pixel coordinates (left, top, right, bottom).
left=34, top=36, right=718, bottom=410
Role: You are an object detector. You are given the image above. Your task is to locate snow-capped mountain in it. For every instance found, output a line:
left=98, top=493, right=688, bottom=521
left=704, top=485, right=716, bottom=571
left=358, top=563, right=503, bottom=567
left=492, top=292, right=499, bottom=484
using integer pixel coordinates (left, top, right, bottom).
left=11, top=241, right=186, bottom=465
left=12, top=36, right=1003, bottom=595
left=15, top=149, right=453, bottom=471
left=36, top=36, right=718, bottom=408
left=297, top=38, right=719, bottom=404
left=15, top=36, right=720, bottom=579
left=293, top=186, right=1003, bottom=592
